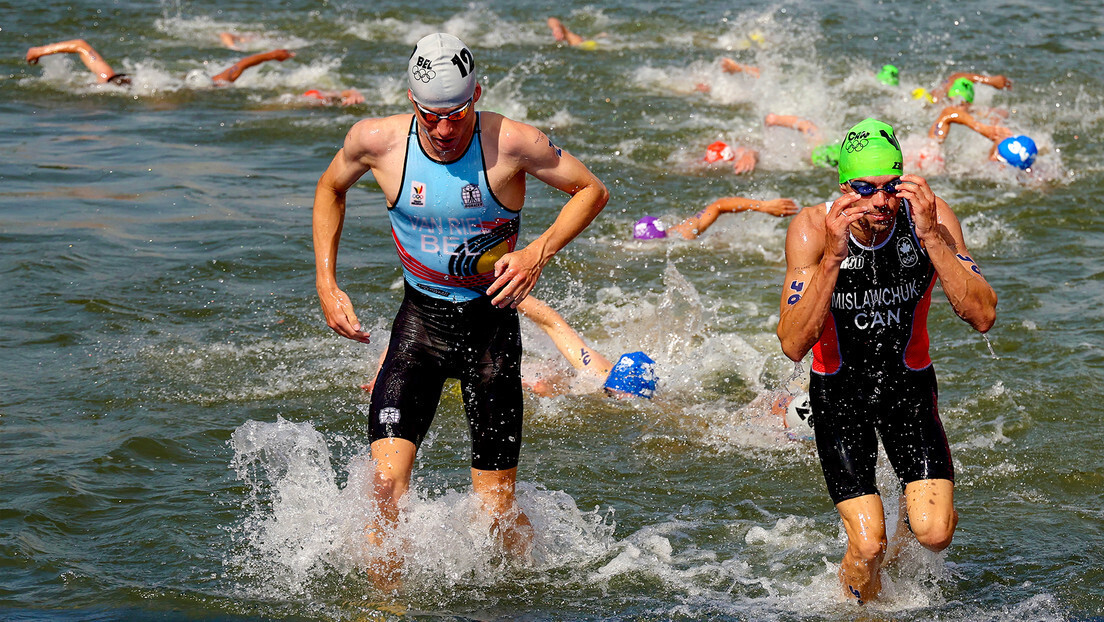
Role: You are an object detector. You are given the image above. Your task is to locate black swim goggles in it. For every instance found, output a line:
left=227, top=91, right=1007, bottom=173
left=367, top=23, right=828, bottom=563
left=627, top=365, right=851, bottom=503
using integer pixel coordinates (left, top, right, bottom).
left=848, top=178, right=904, bottom=197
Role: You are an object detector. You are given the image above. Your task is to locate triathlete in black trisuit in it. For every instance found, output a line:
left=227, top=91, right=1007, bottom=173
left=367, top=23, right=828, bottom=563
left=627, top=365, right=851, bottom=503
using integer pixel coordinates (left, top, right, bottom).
left=777, top=118, right=997, bottom=604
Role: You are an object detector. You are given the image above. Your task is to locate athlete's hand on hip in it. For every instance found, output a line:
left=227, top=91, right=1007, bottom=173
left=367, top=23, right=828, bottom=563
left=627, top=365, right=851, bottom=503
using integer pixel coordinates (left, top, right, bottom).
left=318, top=285, right=370, bottom=343
left=487, top=246, right=544, bottom=309
left=896, top=174, right=939, bottom=242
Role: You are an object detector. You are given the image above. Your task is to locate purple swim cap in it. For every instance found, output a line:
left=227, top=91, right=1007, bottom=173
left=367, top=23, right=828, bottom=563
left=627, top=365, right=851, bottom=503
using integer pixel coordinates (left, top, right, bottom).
left=633, top=216, right=667, bottom=240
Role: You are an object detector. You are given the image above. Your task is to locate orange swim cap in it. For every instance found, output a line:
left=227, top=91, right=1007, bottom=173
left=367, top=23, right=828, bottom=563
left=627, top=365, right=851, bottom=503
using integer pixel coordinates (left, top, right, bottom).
left=303, top=89, right=325, bottom=100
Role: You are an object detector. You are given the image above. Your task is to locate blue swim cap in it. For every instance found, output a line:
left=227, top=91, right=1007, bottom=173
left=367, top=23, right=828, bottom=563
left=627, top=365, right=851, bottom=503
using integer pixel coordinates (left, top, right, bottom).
left=997, top=135, right=1037, bottom=169
left=633, top=216, right=668, bottom=240
left=603, top=352, right=657, bottom=398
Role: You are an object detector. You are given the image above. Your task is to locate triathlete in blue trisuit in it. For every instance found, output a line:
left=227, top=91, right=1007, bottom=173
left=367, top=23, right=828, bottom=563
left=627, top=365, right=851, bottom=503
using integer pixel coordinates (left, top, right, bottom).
left=312, top=33, right=608, bottom=582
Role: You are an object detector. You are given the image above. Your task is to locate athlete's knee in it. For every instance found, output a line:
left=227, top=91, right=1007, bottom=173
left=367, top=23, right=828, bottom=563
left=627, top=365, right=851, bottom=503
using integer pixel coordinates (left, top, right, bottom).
left=369, top=439, right=415, bottom=503
left=371, top=469, right=407, bottom=503
left=848, top=535, right=887, bottom=565
left=911, top=508, right=958, bottom=552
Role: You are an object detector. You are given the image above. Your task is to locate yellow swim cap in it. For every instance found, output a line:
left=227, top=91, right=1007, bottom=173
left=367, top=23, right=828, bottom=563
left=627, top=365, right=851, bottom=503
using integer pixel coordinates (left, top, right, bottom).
left=911, top=87, right=935, bottom=103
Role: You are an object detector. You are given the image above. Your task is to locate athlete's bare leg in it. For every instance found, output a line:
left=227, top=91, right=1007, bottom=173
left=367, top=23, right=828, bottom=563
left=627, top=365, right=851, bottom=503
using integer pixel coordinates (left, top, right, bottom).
left=472, top=466, right=533, bottom=560
left=836, top=494, right=887, bottom=603
left=364, top=437, right=416, bottom=588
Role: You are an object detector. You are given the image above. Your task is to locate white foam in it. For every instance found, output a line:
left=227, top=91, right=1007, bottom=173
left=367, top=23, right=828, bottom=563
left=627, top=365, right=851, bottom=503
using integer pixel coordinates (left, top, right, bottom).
left=226, top=418, right=617, bottom=597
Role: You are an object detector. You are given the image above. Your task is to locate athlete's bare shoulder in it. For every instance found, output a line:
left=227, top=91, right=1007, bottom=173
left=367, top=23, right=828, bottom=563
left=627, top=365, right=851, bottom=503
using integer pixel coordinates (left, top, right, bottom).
left=344, top=113, right=413, bottom=161
left=790, top=202, right=830, bottom=235
left=481, top=112, right=547, bottom=157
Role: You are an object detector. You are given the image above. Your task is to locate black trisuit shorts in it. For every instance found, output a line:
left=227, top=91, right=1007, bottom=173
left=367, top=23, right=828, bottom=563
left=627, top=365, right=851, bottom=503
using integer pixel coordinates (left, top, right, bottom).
left=368, top=283, right=523, bottom=471
left=810, top=365, right=954, bottom=504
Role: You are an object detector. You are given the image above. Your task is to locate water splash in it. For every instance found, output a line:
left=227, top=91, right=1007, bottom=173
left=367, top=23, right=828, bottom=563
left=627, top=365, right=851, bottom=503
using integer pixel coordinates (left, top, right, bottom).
left=981, top=333, right=998, bottom=358
left=225, top=417, right=617, bottom=601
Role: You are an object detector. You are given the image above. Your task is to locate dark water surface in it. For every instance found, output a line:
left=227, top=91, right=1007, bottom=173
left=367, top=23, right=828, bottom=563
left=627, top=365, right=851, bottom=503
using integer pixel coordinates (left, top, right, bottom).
left=2, top=1, right=1103, bottom=620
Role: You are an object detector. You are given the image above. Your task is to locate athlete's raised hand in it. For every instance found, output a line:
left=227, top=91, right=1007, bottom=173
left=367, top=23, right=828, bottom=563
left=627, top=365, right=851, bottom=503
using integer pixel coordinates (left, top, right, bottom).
left=896, top=175, right=939, bottom=242
left=824, top=193, right=868, bottom=262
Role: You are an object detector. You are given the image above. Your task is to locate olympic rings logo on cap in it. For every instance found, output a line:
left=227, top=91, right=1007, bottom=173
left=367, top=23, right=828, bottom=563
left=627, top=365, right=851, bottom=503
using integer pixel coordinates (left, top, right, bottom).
left=844, top=130, right=870, bottom=153
left=411, top=56, right=436, bottom=83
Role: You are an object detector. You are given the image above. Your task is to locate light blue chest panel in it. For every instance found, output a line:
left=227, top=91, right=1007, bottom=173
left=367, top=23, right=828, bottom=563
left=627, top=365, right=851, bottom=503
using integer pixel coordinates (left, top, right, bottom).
left=388, top=114, right=520, bottom=302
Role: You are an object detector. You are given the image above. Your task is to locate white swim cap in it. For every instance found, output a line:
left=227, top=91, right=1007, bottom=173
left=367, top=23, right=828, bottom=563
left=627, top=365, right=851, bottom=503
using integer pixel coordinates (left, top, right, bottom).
left=407, top=33, right=477, bottom=108
left=784, top=393, right=814, bottom=440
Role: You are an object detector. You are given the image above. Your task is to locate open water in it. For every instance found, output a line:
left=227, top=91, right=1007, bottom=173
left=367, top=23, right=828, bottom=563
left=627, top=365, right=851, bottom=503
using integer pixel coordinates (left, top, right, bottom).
left=2, top=1, right=1103, bottom=620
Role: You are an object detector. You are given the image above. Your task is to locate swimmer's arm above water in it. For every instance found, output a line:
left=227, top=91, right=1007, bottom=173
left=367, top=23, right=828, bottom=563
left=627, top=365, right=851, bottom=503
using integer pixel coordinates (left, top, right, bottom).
left=25, top=39, right=116, bottom=83
left=929, top=106, right=991, bottom=143
left=933, top=72, right=1012, bottom=101
left=517, top=296, right=613, bottom=379
left=211, top=49, right=294, bottom=85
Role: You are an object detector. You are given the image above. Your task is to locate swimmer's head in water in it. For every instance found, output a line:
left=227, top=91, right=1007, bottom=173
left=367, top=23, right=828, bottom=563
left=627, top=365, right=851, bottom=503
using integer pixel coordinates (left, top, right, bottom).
left=837, top=118, right=903, bottom=184
left=912, top=87, right=935, bottom=103
left=996, top=135, right=1037, bottom=169
left=407, top=33, right=477, bottom=108
left=603, top=352, right=657, bottom=399
left=704, top=140, right=735, bottom=163
left=811, top=142, right=841, bottom=169
left=947, top=77, right=975, bottom=104
left=633, top=216, right=667, bottom=240
left=876, top=64, right=899, bottom=86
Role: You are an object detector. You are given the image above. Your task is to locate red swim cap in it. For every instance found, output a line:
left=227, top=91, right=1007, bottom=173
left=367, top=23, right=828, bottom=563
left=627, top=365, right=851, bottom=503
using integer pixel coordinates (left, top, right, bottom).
left=704, top=140, right=735, bottom=163
left=303, top=89, right=325, bottom=100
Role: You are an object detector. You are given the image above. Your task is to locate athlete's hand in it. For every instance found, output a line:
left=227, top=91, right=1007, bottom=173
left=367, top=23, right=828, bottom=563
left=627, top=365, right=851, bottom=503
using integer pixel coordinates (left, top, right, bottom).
left=487, top=246, right=544, bottom=308
left=824, top=193, right=869, bottom=263
left=759, top=198, right=799, bottom=217
left=731, top=147, right=758, bottom=174
left=317, top=285, right=370, bottom=343
left=895, top=174, right=939, bottom=243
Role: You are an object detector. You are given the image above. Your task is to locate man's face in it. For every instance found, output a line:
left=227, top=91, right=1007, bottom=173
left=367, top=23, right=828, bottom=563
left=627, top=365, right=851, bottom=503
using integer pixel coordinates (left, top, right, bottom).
left=409, top=85, right=481, bottom=158
left=840, top=174, right=903, bottom=236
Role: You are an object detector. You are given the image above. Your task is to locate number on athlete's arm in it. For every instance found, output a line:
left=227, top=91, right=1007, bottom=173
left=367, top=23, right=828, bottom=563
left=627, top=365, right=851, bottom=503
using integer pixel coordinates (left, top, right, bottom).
left=787, top=280, right=805, bottom=305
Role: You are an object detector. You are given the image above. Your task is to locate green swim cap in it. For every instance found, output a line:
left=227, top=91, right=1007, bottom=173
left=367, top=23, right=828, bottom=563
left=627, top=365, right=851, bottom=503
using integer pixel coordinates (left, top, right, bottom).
left=811, top=142, right=841, bottom=169
left=947, top=77, right=975, bottom=103
left=837, top=118, right=903, bottom=184
left=876, top=64, right=899, bottom=86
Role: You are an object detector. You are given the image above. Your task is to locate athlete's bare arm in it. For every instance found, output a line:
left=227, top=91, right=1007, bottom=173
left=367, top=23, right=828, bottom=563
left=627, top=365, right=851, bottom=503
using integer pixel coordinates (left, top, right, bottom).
left=933, top=72, right=1012, bottom=100
left=668, top=197, right=797, bottom=239
left=482, top=115, right=609, bottom=308
left=313, top=115, right=409, bottom=343
left=517, top=296, right=613, bottom=378
left=25, top=39, right=116, bottom=83
left=929, top=106, right=987, bottom=142
left=897, top=175, right=996, bottom=332
left=776, top=196, right=868, bottom=361
left=720, top=57, right=760, bottom=77
left=211, top=49, right=294, bottom=85
left=765, top=113, right=823, bottom=141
